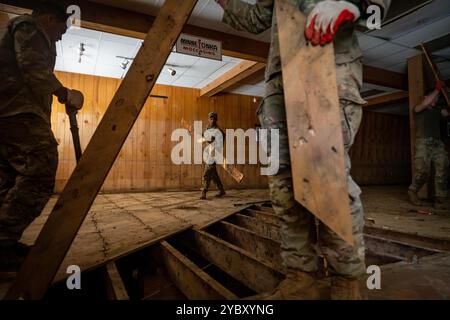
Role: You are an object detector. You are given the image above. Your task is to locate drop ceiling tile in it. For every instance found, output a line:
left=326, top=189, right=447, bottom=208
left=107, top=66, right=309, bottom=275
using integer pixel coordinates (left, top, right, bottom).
left=94, top=64, right=125, bottom=79
left=54, top=56, right=64, bottom=71
left=97, top=40, right=137, bottom=65
left=166, top=52, right=200, bottom=68
left=208, top=62, right=240, bottom=79
left=66, top=27, right=102, bottom=40
left=101, top=32, right=141, bottom=47
left=172, top=75, right=204, bottom=88
left=61, top=34, right=99, bottom=60
left=63, top=58, right=95, bottom=76
left=357, top=33, right=386, bottom=51
left=194, top=78, right=214, bottom=89
left=157, top=74, right=175, bottom=86
left=369, top=48, right=420, bottom=68
left=434, top=47, right=450, bottom=60
left=363, top=42, right=406, bottom=64
left=394, top=16, right=450, bottom=48
left=184, top=58, right=227, bottom=78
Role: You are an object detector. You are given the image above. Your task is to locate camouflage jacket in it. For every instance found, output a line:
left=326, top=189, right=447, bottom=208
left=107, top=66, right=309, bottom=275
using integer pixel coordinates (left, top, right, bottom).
left=222, top=0, right=391, bottom=99
left=0, top=14, right=63, bottom=124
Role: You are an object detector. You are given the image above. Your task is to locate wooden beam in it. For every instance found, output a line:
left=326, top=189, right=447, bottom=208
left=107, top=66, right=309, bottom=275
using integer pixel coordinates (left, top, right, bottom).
left=408, top=54, right=427, bottom=198
left=421, top=44, right=450, bottom=107
left=0, top=0, right=269, bottom=62
left=5, top=0, right=198, bottom=300
left=189, top=229, right=283, bottom=293
left=104, top=262, right=129, bottom=300
left=229, top=214, right=281, bottom=242
left=200, top=61, right=266, bottom=97
left=1, top=0, right=415, bottom=90
left=215, top=221, right=282, bottom=270
left=277, top=0, right=353, bottom=245
left=365, top=91, right=409, bottom=108
left=244, top=208, right=280, bottom=225
left=363, top=65, right=408, bottom=91
left=0, top=10, right=9, bottom=28
left=160, top=241, right=237, bottom=300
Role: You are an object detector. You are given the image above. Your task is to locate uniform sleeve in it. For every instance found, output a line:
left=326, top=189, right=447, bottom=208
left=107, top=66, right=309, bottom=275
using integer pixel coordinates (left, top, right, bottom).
left=14, top=21, right=63, bottom=96
left=222, top=0, right=274, bottom=35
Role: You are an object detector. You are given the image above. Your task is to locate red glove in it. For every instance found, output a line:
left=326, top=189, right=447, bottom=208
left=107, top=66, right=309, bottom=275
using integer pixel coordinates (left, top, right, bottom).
left=305, top=1, right=361, bottom=46
left=435, top=80, right=444, bottom=92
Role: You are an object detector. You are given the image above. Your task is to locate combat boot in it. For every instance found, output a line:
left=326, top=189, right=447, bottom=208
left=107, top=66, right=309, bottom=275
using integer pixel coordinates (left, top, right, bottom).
left=215, top=190, right=226, bottom=198
left=262, top=270, right=320, bottom=300
left=200, top=191, right=207, bottom=200
left=408, top=190, right=425, bottom=206
left=434, top=197, right=449, bottom=210
left=330, top=276, right=365, bottom=300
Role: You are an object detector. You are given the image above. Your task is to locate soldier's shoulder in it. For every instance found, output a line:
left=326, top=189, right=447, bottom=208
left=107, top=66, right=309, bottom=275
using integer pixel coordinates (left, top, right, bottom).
left=9, top=14, right=39, bottom=32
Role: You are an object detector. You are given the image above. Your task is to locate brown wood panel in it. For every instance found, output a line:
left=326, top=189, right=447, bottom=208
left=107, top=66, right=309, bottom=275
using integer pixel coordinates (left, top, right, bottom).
left=52, top=71, right=267, bottom=193
left=349, top=111, right=411, bottom=185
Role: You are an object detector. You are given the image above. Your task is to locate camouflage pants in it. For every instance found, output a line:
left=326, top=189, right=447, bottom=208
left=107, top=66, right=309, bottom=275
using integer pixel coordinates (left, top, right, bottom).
left=258, top=73, right=365, bottom=279
left=0, top=114, right=58, bottom=246
left=409, top=137, right=449, bottom=198
left=201, top=163, right=225, bottom=193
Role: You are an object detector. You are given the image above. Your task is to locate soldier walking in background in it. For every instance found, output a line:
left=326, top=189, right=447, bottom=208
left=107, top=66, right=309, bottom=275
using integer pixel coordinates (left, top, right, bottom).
left=200, top=112, right=226, bottom=200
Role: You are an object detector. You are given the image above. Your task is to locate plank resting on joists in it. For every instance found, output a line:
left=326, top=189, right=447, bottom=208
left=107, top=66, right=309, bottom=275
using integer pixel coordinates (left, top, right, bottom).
left=5, top=0, right=199, bottom=300
left=365, top=91, right=409, bottom=108
left=200, top=60, right=266, bottom=97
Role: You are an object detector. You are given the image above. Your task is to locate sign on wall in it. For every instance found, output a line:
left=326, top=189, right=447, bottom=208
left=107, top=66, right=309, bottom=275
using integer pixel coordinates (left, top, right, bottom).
left=176, top=33, right=222, bottom=61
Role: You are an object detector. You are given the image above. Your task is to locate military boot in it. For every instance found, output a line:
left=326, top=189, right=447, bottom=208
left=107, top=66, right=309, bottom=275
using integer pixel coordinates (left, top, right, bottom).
left=200, top=191, right=207, bottom=200
left=434, top=197, right=449, bottom=210
left=408, top=190, right=424, bottom=206
left=330, top=276, right=365, bottom=300
left=262, top=270, right=320, bottom=300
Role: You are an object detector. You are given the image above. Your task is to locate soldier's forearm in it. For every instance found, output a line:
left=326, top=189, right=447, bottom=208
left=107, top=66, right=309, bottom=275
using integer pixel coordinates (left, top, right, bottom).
left=222, top=0, right=273, bottom=35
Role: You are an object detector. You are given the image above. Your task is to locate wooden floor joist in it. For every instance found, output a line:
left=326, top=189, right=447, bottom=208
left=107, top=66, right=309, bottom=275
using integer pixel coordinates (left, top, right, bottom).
left=229, top=214, right=281, bottom=242
left=189, top=229, right=284, bottom=293
left=244, top=208, right=281, bottom=225
left=215, top=221, right=282, bottom=271
left=5, top=0, right=199, bottom=300
left=104, top=262, right=129, bottom=300
left=160, top=241, right=237, bottom=300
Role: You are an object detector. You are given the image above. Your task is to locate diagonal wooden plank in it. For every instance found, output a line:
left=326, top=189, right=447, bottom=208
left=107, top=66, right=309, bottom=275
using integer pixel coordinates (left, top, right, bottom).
left=275, top=0, right=353, bottom=245
left=200, top=60, right=266, bottom=97
left=421, top=44, right=450, bottom=108
left=5, top=0, right=198, bottom=300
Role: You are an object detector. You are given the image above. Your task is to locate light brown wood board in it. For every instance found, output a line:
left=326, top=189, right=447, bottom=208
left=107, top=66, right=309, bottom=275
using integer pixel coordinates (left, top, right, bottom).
left=275, top=0, right=353, bottom=245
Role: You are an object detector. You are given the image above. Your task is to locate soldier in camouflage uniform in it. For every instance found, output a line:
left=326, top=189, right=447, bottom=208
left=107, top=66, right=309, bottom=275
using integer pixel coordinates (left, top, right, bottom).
left=200, top=112, right=226, bottom=200
left=0, top=1, right=84, bottom=270
left=408, top=82, right=449, bottom=210
left=215, top=0, right=390, bottom=299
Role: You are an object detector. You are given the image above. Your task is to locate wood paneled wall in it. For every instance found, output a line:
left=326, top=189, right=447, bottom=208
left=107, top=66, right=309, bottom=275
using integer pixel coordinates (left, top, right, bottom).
left=52, top=71, right=266, bottom=192
left=52, top=71, right=412, bottom=192
left=350, top=110, right=411, bottom=185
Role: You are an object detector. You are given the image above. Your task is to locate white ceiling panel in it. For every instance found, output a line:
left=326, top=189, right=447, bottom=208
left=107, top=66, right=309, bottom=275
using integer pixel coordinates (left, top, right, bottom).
left=393, top=16, right=450, bottom=48
left=183, top=58, right=227, bottom=78
left=363, top=42, right=407, bottom=64
left=172, top=75, right=204, bottom=88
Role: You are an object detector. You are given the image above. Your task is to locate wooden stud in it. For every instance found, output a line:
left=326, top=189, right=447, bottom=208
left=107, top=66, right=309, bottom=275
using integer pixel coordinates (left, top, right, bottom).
left=215, top=221, right=282, bottom=271
left=189, top=229, right=283, bottom=293
left=160, top=241, right=237, bottom=300
left=104, top=262, right=129, bottom=300
left=244, top=208, right=280, bottom=225
left=365, top=91, right=409, bottom=108
left=5, top=0, right=199, bottom=300
left=229, top=214, right=281, bottom=242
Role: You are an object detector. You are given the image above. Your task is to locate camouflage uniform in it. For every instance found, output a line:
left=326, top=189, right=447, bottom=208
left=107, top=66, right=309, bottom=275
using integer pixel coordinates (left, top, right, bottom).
left=222, top=0, right=390, bottom=278
left=409, top=107, right=449, bottom=198
left=201, top=124, right=226, bottom=193
left=0, top=15, right=62, bottom=245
